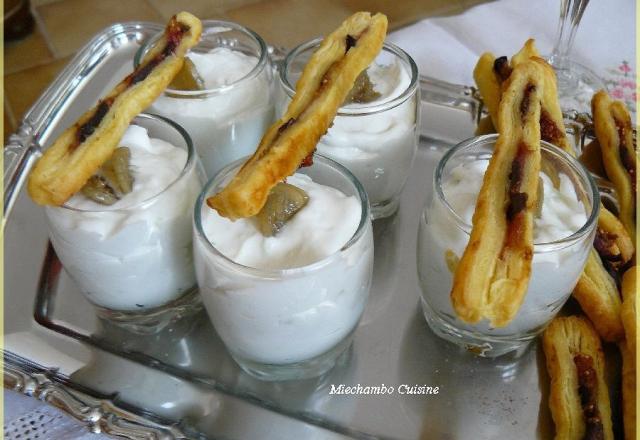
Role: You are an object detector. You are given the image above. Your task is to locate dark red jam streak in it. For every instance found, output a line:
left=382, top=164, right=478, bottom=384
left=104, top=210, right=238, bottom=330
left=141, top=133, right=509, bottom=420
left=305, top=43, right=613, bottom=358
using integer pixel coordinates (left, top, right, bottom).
left=300, top=149, right=315, bottom=168
left=493, top=56, right=512, bottom=82
left=345, top=34, right=357, bottom=52
left=519, top=83, right=536, bottom=118
left=278, top=118, right=296, bottom=134
left=274, top=118, right=314, bottom=168
left=614, top=119, right=636, bottom=194
left=71, top=19, right=187, bottom=150
left=505, top=86, right=536, bottom=222
left=540, top=110, right=564, bottom=145
left=593, top=228, right=623, bottom=285
left=506, top=144, right=528, bottom=221
left=573, top=354, right=605, bottom=440
left=77, top=98, right=113, bottom=145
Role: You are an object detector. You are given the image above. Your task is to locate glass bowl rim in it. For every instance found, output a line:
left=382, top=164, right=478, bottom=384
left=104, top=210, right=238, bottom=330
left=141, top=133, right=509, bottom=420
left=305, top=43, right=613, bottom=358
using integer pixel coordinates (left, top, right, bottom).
left=193, top=154, right=372, bottom=279
left=279, top=38, right=419, bottom=116
left=433, top=133, right=600, bottom=250
left=133, top=19, right=269, bottom=98
left=56, top=113, right=196, bottom=213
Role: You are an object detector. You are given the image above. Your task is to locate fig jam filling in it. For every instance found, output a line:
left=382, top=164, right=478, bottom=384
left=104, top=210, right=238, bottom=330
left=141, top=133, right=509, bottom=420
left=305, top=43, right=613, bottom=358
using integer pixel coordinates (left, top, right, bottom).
left=345, top=34, right=357, bottom=52
left=540, top=109, right=564, bottom=145
left=614, top=118, right=636, bottom=194
left=506, top=144, right=529, bottom=221
left=573, top=354, right=604, bottom=440
left=493, top=56, right=512, bottom=82
left=593, top=228, right=624, bottom=285
left=76, top=98, right=114, bottom=146
left=520, top=84, right=536, bottom=118
left=127, top=19, right=188, bottom=87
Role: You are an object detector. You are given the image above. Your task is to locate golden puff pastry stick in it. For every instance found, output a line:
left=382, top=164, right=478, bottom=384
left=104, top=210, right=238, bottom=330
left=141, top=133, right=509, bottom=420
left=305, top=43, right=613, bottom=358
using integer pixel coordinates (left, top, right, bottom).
left=620, top=266, right=637, bottom=440
left=530, top=58, right=574, bottom=155
left=510, top=38, right=540, bottom=66
left=620, top=340, right=636, bottom=440
left=542, top=316, right=614, bottom=440
left=451, top=61, right=544, bottom=327
left=592, top=90, right=637, bottom=242
left=28, top=12, right=202, bottom=206
left=473, top=52, right=502, bottom=130
left=207, top=12, right=387, bottom=220
left=572, top=208, right=634, bottom=342
left=473, top=40, right=574, bottom=155
left=573, top=249, right=624, bottom=342
left=511, top=40, right=574, bottom=155
left=619, top=266, right=638, bottom=440
left=598, top=206, right=635, bottom=265
left=621, top=266, right=637, bottom=354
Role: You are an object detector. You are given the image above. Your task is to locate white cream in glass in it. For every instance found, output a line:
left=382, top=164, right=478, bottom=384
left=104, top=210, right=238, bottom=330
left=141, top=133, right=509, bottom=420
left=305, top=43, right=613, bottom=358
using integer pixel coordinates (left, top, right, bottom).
left=279, top=39, right=419, bottom=219
left=193, top=155, right=374, bottom=380
left=45, top=114, right=205, bottom=332
left=136, top=20, right=275, bottom=178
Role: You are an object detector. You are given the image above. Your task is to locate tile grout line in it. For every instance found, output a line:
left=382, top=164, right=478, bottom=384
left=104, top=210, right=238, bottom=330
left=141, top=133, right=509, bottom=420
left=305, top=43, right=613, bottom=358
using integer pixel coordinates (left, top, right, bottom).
left=30, top=3, right=61, bottom=59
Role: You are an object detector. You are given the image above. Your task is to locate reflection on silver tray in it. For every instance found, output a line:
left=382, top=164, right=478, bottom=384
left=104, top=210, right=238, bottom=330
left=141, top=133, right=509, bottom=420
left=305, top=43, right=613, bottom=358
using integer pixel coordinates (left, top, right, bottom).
left=3, top=21, right=624, bottom=440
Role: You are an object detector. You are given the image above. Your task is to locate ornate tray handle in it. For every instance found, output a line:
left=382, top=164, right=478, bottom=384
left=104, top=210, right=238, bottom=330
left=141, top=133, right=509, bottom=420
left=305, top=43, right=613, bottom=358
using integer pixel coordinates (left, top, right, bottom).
left=4, top=352, right=191, bottom=439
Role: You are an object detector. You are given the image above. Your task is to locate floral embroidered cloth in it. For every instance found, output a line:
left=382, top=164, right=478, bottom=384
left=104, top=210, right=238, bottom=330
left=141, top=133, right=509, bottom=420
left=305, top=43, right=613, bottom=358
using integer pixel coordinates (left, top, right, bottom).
left=389, top=0, right=636, bottom=115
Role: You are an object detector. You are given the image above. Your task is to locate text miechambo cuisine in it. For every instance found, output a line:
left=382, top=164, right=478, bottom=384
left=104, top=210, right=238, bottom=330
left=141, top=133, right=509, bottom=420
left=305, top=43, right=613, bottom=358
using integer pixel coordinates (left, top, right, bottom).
left=329, top=384, right=439, bottom=395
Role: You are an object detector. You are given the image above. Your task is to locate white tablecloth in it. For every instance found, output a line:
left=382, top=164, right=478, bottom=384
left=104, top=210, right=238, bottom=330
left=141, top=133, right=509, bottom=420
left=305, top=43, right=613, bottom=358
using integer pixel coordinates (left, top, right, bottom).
left=388, top=0, right=636, bottom=113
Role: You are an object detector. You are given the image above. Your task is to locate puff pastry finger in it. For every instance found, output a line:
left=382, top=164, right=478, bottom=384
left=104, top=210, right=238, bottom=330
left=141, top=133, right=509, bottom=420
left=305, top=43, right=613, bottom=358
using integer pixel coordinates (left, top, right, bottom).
left=473, top=52, right=502, bottom=130
left=451, top=61, right=543, bottom=327
left=621, top=266, right=637, bottom=355
left=620, top=340, right=636, bottom=440
left=572, top=205, right=633, bottom=341
left=207, top=12, right=388, bottom=220
left=473, top=40, right=573, bottom=155
left=572, top=248, right=624, bottom=342
left=28, top=12, right=202, bottom=206
left=592, top=90, right=637, bottom=242
left=543, top=316, right=613, bottom=440
left=620, top=266, right=636, bottom=440
left=511, top=41, right=573, bottom=155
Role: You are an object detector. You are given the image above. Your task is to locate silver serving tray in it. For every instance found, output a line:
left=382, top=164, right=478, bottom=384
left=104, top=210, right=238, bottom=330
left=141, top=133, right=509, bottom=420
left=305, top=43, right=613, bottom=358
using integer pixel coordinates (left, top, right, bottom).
left=3, top=22, right=622, bottom=439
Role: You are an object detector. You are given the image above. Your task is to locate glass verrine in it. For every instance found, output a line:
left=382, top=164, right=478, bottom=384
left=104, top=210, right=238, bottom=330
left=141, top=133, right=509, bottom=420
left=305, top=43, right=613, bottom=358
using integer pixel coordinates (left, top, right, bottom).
left=193, top=155, right=374, bottom=381
left=45, top=113, right=206, bottom=333
left=417, top=134, right=599, bottom=357
left=135, top=20, right=275, bottom=178
left=279, top=39, right=420, bottom=219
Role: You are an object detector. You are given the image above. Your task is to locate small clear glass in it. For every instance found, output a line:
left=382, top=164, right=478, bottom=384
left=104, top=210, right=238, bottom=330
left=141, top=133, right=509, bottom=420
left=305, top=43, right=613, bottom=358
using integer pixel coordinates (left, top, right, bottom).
left=193, top=155, right=374, bottom=381
left=417, top=134, right=599, bottom=357
left=279, top=39, right=420, bottom=219
left=45, top=114, right=206, bottom=333
left=135, top=20, right=275, bottom=178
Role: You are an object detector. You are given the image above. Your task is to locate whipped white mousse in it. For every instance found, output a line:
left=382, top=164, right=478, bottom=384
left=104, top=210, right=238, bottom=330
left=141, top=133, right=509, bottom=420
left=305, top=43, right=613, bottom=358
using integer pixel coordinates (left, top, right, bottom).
left=418, top=159, right=591, bottom=335
left=195, top=173, right=374, bottom=365
left=149, top=47, right=274, bottom=177
left=315, top=57, right=417, bottom=212
left=46, top=125, right=202, bottom=311
left=202, top=174, right=361, bottom=269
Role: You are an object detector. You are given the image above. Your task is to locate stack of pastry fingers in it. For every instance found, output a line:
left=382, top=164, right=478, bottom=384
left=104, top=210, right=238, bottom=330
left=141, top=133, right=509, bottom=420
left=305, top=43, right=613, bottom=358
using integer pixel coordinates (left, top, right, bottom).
left=473, top=39, right=637, bottom=439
